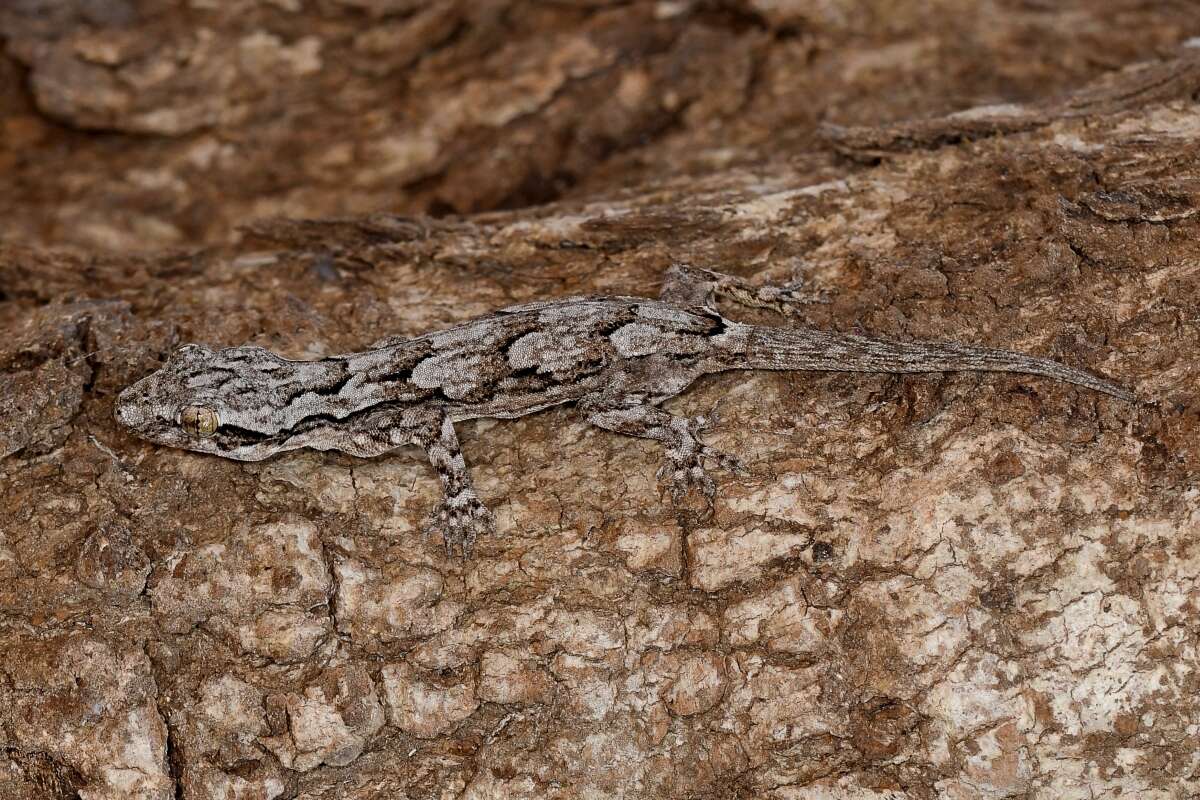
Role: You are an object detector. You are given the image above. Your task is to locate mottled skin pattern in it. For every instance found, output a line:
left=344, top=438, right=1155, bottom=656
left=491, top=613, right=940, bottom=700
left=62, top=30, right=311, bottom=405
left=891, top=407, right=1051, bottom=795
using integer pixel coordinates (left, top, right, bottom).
left=115, top=266, right=1134, bottom=554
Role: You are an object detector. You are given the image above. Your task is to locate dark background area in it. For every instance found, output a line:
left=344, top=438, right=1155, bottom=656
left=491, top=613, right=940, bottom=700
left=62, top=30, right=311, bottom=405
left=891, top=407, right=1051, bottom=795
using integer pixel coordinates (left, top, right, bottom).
left=2, top=1, right=1196, bottom=251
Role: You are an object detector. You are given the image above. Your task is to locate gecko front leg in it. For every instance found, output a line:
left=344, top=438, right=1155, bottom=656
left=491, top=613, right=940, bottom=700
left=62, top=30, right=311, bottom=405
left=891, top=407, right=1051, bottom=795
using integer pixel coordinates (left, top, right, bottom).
left=580, top=393, right=744, bottom=508
left=407, top=412, right=494, bottom=556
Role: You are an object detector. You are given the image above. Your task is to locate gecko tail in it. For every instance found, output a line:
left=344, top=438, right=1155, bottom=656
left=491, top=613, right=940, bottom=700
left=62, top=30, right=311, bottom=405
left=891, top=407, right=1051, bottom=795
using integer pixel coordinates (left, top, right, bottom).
left=743, top=325, right=1136, bottom=403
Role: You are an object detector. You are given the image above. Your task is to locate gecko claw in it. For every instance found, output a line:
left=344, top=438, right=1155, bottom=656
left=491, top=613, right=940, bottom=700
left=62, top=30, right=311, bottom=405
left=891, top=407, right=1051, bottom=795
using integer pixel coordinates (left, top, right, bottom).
left=658, top=445, right=744, bottom=498
left=426, top=489, right=494, bottom=558
left=657, top=461, right=716, bottom=503
left=657, top=408, right=748, bottom=512
left=765, top=279, right=831, bottom=311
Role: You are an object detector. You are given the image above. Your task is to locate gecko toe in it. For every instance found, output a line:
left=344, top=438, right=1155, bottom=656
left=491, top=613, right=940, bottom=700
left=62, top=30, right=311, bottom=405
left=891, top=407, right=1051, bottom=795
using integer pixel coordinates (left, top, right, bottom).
left=429, top=490, right=495, bottom=558
left=700, top=445, right=744, bottom=475
left=658, top=448, right=733, bottom=510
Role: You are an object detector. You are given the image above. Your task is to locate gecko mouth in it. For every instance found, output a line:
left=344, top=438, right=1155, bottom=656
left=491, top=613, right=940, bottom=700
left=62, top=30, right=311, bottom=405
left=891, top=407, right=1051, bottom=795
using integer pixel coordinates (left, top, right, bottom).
left=213, top=424, right=277, bottom=447
left=175, top=425, right=286, bottom=461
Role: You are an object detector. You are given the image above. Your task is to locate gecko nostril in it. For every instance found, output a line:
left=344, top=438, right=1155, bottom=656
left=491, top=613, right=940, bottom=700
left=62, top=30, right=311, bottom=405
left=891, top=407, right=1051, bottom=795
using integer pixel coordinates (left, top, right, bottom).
left=117, top=404, right=144, bottom=427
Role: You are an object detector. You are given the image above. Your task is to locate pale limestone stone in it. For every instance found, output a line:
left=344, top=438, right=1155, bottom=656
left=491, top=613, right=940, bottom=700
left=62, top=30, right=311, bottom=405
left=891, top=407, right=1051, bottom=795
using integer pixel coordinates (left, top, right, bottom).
left=478, top=648, right=556, bottom=705
left=613, top=518, right=682, bottom=575
left=625, top=604, right=720, bottom=653
left=550, top=653, right=618, bottom=722
left=381, top=662, right=478, bottom=739
left=661, top=652, right=727, bottom=717
left=0, top=635, right=172, bottom=800
left=149, top=518, right=332, bottom=662
left=724, top=576, right=844, bottom=655
left=334, top=557, right=463, bottom=644
left=263, top=664, right=384, bottom=771
left=689, top=524, right=809, bottom=591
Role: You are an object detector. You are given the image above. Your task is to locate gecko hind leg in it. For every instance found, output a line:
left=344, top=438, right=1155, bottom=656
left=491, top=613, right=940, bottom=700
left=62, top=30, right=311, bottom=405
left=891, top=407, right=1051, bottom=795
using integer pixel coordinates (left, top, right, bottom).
left=410, top=413, right=494, bottom=557
left=580, top=394, right=746, bottom=509
left=660, top=262, right=827, bottom=316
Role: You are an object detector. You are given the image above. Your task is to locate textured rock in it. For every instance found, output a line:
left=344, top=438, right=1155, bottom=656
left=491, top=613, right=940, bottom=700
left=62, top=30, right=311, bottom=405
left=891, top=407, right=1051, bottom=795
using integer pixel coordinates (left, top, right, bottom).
left=3, top=3, right=1200, bottom=799
left=0, top=634, right=172, bottom=800
left=149, top=517, right=334, bottom=661
left=381, top=662, right=479, bottom=739
left=261, top=664, right=385, bottom=771
left=478, top=648, right=556, bottom=706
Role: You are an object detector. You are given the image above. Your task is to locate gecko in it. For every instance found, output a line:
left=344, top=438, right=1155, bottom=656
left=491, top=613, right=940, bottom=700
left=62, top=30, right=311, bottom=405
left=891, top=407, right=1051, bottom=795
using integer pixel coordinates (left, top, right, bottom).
left=114, top=265, right=1135, bottom=555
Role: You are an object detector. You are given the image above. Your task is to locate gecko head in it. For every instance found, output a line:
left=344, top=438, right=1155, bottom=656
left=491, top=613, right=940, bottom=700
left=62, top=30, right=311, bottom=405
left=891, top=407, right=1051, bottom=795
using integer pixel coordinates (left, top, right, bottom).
left=114, top=344, right=297, bottom=460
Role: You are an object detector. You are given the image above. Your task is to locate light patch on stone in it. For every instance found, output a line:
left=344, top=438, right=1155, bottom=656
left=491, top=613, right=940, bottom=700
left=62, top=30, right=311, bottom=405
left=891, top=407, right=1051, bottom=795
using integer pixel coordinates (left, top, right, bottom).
left=626, top=605, right=720, bottom=654
left=256, top=456, right=360, bottom=514
left=663, top=653, right=726, bottom=716
left=381, top=663, right=478, bottom=739
left=957, top=719, right=1032, bottom=796
left=724, top=577, right=843, bottom=655
left=478, top=649, right=555, bottom=705
left=551, top=653, right=618, bottom=721
left=542, top=609, right=625, bottom=659
left=495, top=213, right=590, bottom=246
left=922, top=651, right=1024, bottom=732
left=334, top=559, right=462, bottom=643
left=368, top=132, right=441, bottom=182
left=726, top=178, right=850, bottom=226
left=237, top=607, right=329, bottom=663
left=149, top=518, right=332, bottom=659
left=855, top=574, right=979, bottom=672
left=614, top=520, right=680, bottom=575
left=771, top=784, right=914, bottom=799
left=722, top=473, right=827, bottom=526
left=689, top=524, right=808, bottom=591
left=946, top=103, right=1028, bottom=121
left=237, top=32, right=322, bottom=76
left=197, top=674, right=266, bottom=737
left=263, top=666, right=384, bottom=772
left=723, top=658, right=837, bottom=746
left=1026, top=590, right=1159, bottom=736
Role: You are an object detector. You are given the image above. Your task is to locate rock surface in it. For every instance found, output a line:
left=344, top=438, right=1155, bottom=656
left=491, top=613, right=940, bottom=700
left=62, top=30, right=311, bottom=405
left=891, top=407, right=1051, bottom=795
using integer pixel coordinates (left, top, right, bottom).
left=3, top=3, right=1200, bottom=799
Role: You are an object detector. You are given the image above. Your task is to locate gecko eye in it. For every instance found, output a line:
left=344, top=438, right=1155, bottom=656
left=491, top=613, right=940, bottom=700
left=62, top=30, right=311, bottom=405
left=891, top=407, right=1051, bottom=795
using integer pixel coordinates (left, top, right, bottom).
left=178, top=405, right=219, bottom=437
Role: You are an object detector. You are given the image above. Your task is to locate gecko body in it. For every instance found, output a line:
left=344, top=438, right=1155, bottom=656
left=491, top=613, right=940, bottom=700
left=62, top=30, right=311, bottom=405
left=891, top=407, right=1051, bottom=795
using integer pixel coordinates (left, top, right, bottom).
left=115, top=266, right=1133, bottom=553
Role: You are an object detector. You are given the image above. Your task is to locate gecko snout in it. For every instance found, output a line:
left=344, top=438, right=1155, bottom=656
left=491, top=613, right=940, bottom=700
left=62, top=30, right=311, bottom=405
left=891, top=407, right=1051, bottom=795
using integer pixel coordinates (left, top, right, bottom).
left=114, top=388, right=148, bottom=429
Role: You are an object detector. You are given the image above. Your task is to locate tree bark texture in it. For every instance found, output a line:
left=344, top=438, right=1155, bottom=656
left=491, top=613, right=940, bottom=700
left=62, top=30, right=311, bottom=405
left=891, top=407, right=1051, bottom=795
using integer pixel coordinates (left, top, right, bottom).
left=2, top=2, right=1200, bottom=799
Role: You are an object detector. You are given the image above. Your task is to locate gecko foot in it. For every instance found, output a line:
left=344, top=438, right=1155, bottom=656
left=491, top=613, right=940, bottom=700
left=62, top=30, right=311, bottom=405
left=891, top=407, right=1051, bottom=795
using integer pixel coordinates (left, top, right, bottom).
left=661, top=263, right=828, bottom=317
left=656, top=410, right=747, bottom=509
left=426, top=489, right=495, bottom=558
left=657, top=445, right=745, bottom=505
left=756, top=279, right=831, bottom=313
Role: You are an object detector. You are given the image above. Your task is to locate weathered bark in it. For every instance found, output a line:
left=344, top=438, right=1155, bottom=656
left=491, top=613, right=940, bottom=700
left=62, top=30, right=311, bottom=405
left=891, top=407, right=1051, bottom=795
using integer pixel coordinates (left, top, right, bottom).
left=3, top=3, right=1200, bottom=799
